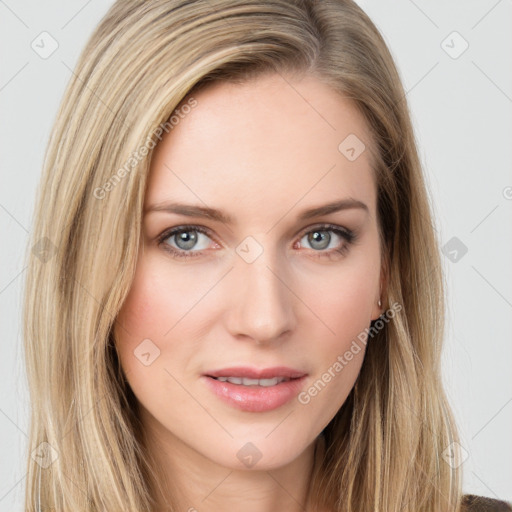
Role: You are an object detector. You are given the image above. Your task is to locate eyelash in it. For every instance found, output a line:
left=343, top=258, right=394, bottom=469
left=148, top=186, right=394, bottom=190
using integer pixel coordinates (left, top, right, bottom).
left=157, top=223, right=358, bottom=261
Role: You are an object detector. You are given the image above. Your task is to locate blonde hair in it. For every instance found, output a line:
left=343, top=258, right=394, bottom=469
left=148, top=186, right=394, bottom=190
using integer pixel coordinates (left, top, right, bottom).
left=23, top=0, right=463, bottom=510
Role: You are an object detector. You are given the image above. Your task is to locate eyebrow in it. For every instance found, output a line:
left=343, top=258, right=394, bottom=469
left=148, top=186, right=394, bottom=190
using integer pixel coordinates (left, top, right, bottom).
left=144, top=198, right=368, bottom=224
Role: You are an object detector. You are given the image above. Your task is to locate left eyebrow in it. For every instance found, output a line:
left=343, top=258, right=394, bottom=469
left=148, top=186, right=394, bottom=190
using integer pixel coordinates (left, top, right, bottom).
left=296, top=198, right=369, bottom=221
left=143, top=198, right=369, bottom=224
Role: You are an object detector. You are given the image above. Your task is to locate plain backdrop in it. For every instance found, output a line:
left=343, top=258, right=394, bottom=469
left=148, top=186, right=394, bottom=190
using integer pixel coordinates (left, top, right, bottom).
left=1, top=0, right=511, bottom=509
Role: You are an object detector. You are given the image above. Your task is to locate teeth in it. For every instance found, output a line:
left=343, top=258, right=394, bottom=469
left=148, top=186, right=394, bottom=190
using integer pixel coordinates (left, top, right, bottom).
left=214, top=376, right=290, bottom=386
left=242, top=378, right=259, bottom=386
left=258, top=378, right=284, bottom=387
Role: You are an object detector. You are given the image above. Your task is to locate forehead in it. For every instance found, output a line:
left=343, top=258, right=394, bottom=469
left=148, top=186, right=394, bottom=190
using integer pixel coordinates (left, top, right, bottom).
left=146, top=73, right=376, bottom=224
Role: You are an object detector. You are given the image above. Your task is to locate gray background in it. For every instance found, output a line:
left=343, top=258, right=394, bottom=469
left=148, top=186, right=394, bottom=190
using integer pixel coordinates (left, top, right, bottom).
left=1, top=0, right=511, bottom=509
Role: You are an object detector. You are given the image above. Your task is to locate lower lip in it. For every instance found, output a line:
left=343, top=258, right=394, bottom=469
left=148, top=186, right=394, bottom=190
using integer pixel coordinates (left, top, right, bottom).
left=201, top=375, right=307, bottom=412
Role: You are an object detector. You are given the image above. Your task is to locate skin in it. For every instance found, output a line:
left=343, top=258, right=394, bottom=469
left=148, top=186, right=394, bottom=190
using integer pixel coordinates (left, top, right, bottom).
left=114, top=72, right=385, bottom=512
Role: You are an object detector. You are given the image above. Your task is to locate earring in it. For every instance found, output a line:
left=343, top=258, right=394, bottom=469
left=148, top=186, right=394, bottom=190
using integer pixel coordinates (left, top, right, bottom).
left=378, top=299, right=382, bottom=307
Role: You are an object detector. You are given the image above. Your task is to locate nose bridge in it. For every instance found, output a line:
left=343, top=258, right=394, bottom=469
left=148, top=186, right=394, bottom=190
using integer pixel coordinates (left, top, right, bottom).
left=226, top=238, right=296, bottom=343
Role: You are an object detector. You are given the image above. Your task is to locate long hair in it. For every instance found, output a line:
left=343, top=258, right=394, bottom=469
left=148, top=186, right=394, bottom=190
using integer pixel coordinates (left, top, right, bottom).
left=22, top=1, right=463, bottom=510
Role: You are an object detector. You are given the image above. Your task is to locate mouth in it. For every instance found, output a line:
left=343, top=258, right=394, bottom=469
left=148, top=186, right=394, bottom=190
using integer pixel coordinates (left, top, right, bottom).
left=208, top=376, right=294, bottom=387
left=201, top=366, right=307, bottom=412
left=204, top=365, right=306, bottom=380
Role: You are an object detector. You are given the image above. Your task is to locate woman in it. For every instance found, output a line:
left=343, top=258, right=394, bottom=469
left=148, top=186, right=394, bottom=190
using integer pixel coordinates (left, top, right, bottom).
left=22, top=0, right=511, bottom=510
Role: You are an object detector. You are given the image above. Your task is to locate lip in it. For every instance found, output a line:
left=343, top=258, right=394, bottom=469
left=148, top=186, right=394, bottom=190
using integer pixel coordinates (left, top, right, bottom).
left=201, top=366, right=307, bottom=413
left=204, top=366, right=307, bottom=380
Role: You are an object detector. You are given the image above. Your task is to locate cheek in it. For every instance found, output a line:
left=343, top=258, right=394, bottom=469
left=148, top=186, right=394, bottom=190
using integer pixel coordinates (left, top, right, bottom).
left=114, top=256, right=192, bottom=376
left=301, top=256, right=379, bottom=341
left=113, top=252, right=229, bottom=399
left=114, top=258, right=204, bottom=421
left=297, top=347, right=364, bottom=434
left=116, top=254, right=206, bottom=340
left=292, top=255, right=378, bottom=422
left=296, top=285, right=371, bottom=430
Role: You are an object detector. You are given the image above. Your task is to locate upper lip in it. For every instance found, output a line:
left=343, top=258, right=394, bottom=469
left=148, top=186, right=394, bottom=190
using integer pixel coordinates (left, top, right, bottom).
left=204, top=366, right=307, bottom=379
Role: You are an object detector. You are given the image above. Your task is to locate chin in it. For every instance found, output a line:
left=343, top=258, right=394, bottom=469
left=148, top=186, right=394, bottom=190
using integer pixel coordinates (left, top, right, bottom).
left=201, top=430, right=316, bottom=471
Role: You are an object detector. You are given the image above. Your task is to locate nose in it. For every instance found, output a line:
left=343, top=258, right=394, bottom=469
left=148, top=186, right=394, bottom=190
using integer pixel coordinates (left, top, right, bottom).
left=224, top=247, right=297, bottom=345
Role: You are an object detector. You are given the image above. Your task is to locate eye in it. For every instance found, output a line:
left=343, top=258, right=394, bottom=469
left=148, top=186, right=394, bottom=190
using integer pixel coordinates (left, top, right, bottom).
left=158, top=226, right=218, bottom=259
left=296, top=224, right=357, bottom=258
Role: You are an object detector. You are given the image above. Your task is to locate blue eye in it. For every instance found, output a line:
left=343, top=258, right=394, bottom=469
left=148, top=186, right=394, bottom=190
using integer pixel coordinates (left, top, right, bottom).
left=298, top=224, right=356, bottom=258
left=157, top=223, right=357, bottom=260
left=302, top=229, right=341, bottom=250
left=159, top=226, right=213, bottom=258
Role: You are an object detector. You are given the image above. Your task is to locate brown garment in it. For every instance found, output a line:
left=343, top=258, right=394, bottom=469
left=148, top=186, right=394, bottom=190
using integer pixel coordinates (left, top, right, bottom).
left=462, top=494, right=512, bottom=511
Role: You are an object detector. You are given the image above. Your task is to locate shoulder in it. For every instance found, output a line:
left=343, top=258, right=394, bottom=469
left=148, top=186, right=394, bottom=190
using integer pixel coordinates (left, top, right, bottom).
left=461, top=494, right=512, bottom=511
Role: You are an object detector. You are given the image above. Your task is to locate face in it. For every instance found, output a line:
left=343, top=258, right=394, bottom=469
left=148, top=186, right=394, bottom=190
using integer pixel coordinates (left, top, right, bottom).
left=114, top=72, right=383, bottom=472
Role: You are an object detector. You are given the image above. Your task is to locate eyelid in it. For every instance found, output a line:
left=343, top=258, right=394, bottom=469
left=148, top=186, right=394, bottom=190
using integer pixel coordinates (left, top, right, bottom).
left=157, top=222, right=357, bottom=258
left=296, top=222, right=354, bottom=240
left=157, top=224, right=220, bottom=248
